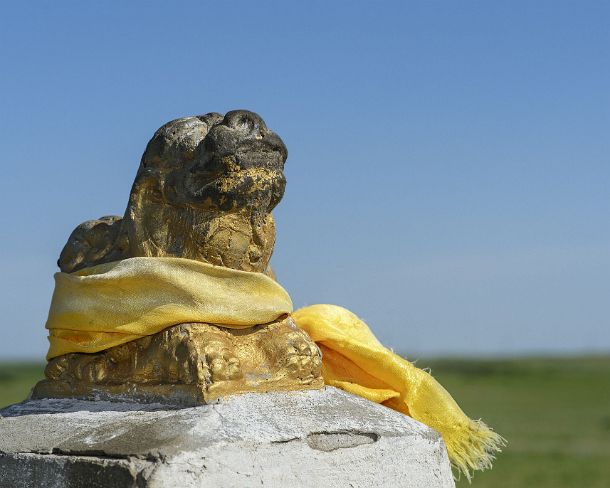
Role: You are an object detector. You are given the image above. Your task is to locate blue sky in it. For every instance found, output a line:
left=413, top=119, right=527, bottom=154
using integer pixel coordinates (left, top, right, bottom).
left=1, top=1, right=608, bottom=359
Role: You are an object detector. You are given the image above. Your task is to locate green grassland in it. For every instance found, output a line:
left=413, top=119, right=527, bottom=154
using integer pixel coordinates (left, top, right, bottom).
left=1, top=356, right=609, bottom=487
left=421, top=356, right=610, bottom=487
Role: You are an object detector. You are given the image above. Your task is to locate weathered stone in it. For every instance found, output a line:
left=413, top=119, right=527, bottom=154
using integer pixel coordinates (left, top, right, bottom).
left=0, top=387, right=455, bottom=488
left=0, top=453, right=147, bottom=488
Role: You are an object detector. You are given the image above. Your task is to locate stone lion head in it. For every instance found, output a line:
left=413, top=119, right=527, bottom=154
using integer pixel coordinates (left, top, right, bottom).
left=59, top=110, right=288, bottom=274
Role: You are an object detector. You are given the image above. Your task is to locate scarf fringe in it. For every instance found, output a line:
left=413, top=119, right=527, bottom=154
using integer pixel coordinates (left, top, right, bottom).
left=446, top=418, right=506, bottom=482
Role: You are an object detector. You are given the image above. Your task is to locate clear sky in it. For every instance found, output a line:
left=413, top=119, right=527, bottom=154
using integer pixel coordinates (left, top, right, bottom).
left=1, top=1, right=608, bottom=359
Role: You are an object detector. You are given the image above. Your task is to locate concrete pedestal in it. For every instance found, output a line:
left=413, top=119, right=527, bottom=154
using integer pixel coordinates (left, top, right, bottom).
left=0, top=387, right=455, bottom=488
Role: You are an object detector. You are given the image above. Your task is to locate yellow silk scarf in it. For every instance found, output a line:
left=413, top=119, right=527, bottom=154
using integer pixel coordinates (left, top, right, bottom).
left=46, top=256, right=503, bottom=479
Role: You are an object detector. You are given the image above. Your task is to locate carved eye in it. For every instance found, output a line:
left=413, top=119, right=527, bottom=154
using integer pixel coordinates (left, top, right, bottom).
left=224, top=110, right=263, bottom=133
left=238, top=115, right=257, bottom=132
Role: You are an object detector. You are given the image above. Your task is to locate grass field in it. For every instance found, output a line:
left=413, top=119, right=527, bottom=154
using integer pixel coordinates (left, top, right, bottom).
left=1, top=356, right=609, bottom=487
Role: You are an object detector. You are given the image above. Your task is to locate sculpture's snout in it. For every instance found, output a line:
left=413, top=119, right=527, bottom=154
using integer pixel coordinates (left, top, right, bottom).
left=198, top=110, right=287, bottom=175
left=221, top=110, right=288, bottom=164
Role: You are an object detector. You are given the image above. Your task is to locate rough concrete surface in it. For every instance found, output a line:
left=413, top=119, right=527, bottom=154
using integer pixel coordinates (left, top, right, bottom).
left=0, top=387, right=455, bottom=487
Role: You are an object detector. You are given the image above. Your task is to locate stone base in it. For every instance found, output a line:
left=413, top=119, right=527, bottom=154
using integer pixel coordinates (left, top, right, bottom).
left=0, top=387, right=455, bottom=488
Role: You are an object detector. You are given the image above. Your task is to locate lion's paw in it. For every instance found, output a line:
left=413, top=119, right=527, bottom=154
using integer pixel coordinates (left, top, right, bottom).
left=283, top=332, right=322, bottom=380
left=205, top=344, right=242, bottom=382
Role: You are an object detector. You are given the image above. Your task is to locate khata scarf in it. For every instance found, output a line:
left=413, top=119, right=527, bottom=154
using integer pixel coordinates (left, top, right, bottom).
left=45, top=256, right=504, bottom=479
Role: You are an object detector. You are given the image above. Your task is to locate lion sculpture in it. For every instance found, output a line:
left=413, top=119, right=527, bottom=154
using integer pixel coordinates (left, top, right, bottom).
left=33, top=110, right=323, bottom=404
